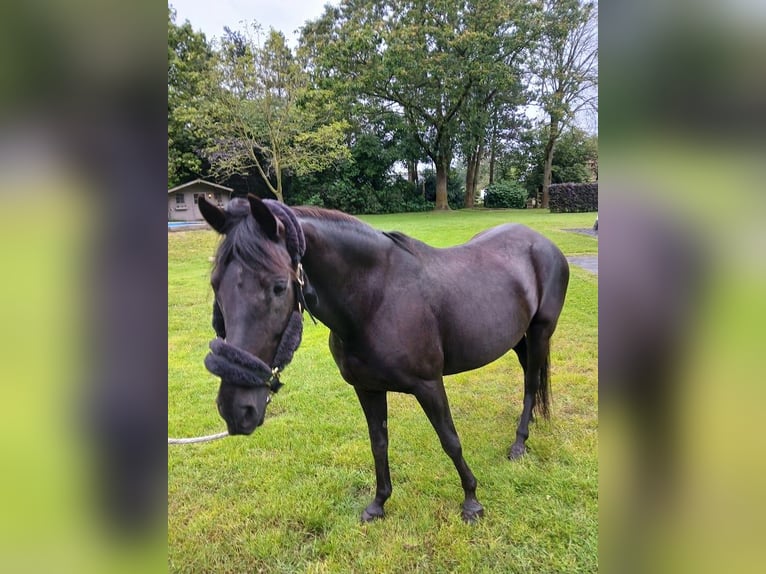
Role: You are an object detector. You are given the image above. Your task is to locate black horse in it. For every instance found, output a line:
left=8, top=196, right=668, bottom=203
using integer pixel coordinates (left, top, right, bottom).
left=199, top=195, right=569, bottom=522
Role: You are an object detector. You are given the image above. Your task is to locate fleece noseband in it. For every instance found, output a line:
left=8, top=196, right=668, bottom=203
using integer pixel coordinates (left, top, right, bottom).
left=204, top=310, right=303, bottom=393
left=204, top=200, right=312, bottom=393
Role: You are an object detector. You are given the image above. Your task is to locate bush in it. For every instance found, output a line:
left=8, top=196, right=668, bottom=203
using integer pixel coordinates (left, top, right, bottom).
left=375, top=178, right=431, bottom=213
left=548, top=182, right=598, bottom=213
left=484, top=181, right=528, bottom=209
left=299, top=192, right=323, bottom=207
left=323, top=180, right=383, bottom=214
left=289, top=173, right=432, bottom=215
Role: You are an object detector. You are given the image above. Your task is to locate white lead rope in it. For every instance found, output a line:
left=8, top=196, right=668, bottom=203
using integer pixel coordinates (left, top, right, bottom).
left=168, top=431, right=229, bottom=445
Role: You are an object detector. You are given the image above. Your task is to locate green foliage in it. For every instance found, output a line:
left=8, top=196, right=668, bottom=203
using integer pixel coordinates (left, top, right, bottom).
left=550, top=129, right=598, bottom=183
left=200, top=22, right=350, bottom=201
left=483, top=180, right=528, bottom=209
left=169, top=209, right=597, bottom=573
left=325, top=179, right=376, bottom=214
left=421, top=168, right=465, bottom=209
left=534, top=1, right=598, bottom=205
left=168, top=7, right=214, bottom=187
left=289, top=131, right=431, bottom=214
left=168, top=1, right=597, bottom=215
left=303, top=0, right=538, bottom=209
left=535, top=0, right=597, bottom=123
left=500, top=125, right=598, bottom=197
left=291, top=173, right=430, bottom=215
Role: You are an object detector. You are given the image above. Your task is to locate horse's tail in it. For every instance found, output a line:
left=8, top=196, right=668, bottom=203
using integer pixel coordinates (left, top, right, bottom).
left=535, top=350, right=551, bottom=419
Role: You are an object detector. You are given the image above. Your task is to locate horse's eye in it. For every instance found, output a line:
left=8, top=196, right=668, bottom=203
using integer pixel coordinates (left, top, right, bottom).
left=273, top=282, right=287, bottom=297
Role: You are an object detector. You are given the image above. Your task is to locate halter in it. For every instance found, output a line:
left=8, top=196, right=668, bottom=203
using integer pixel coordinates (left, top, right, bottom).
left=204, top=200, right=315, bottom=393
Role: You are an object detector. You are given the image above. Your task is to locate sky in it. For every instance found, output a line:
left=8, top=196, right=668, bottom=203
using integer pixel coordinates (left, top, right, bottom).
left=169, top=0, right=332, bottom=45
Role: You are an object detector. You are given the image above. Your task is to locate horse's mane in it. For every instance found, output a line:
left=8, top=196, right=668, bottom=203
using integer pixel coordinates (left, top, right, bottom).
left=292, top=206, right=361, bottom=225
left=293, top=206, right=419, bottom=255
left=382, top=231, right=418, bottom=254
left=216, top=201, right=419, bottom=264
left=214, top=200, right=289, bottom=273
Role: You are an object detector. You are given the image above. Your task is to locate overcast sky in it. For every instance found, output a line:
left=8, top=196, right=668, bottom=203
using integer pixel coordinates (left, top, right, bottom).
left=170, top=0, right=332, bottom=45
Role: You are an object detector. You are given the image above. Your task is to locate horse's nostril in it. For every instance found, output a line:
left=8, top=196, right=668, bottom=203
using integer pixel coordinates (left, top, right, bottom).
left=241, top=405, right=255, bottom=423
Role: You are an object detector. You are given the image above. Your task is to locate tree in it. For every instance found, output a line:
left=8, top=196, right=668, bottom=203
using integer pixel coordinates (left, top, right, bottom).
left=168, top=7, right=214, bottom=188
left=500, top=124, right=597, bottom=198
left=203, top=23, right=350, bottom=202
left=458, top=89, right=530, bottom=207
left=533, top=0, right=597, bottom=208
left=454, top=2, right=536, bottom=208
left=305, top=0, right=537, bottom=210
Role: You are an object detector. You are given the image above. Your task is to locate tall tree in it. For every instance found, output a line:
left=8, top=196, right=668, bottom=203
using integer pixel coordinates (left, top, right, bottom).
left=203, top=23, right=350, bottom=202
left=455, top=2, right=536, bottom=208
left=168, top=7, right=214, bottom=187
left=458, top=88, right=531, bottom=207
left=306, top=0, right=537, bottom=210
left=501, top=124, right=597, bottom=197
left=534, top=0, right=597, bottom=208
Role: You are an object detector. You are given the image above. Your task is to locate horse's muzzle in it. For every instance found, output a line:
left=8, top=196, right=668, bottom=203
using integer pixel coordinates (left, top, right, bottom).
left=220, top=400, right=265, bottom=435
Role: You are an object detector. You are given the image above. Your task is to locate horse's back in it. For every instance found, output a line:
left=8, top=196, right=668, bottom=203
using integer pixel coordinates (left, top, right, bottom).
left=470, top=223, right=569, bottom=299
left=469, top=222, right=562, bottom=254
left=478, top=223, right=569, bottom=322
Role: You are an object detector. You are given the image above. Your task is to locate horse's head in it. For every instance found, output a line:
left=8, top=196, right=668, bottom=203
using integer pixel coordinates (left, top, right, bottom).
left=199, top=194, right=301, bottom=435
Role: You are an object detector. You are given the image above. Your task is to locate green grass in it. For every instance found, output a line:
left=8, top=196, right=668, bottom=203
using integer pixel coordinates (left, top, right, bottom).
left=169, top=208, right=597, bottom=573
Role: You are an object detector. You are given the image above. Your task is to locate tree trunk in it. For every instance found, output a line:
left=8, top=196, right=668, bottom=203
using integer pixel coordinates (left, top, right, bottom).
left=542, top=145, right=553, bottom=209
left=541, top=118, right=559, bottom=209
left=408, top=160, right=418, bottom=186
left=473, top=141, right=484, bottom=198
left=464, top=151, right=476, bottom=208
left=434, top=158, right=450, bottom=210
left=489, top=132, right=496, bottom=185
left=274, top=168, right=284, bottom=203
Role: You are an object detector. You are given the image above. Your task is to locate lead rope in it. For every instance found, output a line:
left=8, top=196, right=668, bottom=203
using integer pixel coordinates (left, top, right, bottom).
left=168, top=432, right=229, bottom=445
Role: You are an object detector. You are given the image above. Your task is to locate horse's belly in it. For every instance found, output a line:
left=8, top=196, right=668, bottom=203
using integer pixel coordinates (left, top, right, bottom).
left=328, top=331, right=423, bottom=392
left=442, top=335, right=521, bottom=375
left=440, top=304, right=531, bottom=375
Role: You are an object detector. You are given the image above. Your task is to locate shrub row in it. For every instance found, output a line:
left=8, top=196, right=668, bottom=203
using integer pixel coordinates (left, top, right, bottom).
left=548, top=182, right=598, bottom=213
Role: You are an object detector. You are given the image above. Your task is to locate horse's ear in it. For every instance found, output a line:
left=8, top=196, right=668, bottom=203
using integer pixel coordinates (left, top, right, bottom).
left=199, top=196, right=227, bottom=233
left=247, top=194, right=283, bottom=241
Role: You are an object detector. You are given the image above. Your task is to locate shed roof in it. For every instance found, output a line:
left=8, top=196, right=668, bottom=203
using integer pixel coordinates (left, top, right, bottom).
left=168, top=179, right=233, bottom=194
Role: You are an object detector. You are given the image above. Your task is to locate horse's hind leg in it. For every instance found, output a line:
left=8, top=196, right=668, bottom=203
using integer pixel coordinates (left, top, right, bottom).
left=509, top=323, right=552, bottom=459
left=513, top=335, right=528, bottom=372
left=513, top=336, right=533, bottom=423
left=414, top=379, right=484, bottom=522
left=354, top=388, right=392, bottom=522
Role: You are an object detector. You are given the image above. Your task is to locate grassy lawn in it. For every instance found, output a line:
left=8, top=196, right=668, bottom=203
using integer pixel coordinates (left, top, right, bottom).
left=169, top=208, right=598, bottom=573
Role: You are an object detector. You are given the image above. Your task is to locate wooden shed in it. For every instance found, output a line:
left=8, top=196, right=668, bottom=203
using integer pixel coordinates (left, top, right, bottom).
left=168, top=180, right=233, bottom=222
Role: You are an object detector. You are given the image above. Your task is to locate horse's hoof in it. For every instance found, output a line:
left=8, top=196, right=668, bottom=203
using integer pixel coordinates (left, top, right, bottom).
left=461, top=501, right=484, bottom=523
left=508, top=443, right=526, bottom=460
left=361, top=506, right=385, bottom=523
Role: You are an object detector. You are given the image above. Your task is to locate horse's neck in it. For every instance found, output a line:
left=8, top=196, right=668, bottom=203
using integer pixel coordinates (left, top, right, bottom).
left=298, top=217, right=388, bottom=338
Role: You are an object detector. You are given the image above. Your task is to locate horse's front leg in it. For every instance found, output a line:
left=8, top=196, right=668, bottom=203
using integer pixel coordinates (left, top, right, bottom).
left=414, top=380, right=484, bottom=522
left=354, top=387, right=392, bottom=522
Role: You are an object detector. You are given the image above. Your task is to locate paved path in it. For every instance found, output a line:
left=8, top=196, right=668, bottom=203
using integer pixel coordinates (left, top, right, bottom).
left=567, top=255, right=598, bottom=275
left=565, top=227, right=598, bottom=238
left=563, top=227, right=598, bottom=275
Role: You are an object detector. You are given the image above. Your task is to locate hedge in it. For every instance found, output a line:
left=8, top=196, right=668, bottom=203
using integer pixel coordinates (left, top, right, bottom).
left=548, top=182, right=598, bottom=213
